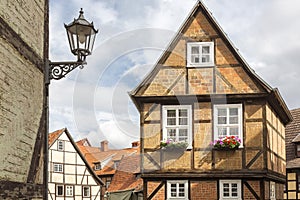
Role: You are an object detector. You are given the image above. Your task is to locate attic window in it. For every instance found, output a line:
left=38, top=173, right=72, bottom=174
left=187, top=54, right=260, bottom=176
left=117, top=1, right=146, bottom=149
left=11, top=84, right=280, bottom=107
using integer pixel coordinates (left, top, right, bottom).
left=114, top=160, right=120, bottom=169
left=57, top=140, right=64, bottom=151
left=94, top=162, right=101, bottom=170
left=187, top=42, right=214, bottom=67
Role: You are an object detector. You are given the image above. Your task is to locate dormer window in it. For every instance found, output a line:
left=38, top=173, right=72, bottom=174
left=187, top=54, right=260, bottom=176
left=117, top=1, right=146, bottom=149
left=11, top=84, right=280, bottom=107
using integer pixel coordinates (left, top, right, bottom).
left=296, top=144, right=300, bottom=157
left=57, top=140, right=64, bottom=151
left=94, top=162, right=101, bottom=170
left=187, top=42, right=214, bottom=67
left=114, top=160, right=120, bottom=169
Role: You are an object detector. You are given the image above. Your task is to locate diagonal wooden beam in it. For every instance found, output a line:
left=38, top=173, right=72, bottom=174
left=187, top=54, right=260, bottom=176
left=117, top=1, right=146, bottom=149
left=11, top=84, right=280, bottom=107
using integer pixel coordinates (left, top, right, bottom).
left=244, top=181, right=260, bottom=200
left=246, top=150, right=263, bottom=169
left=215, top=69, right=238, bottom=93
left=147, top=181, right=165, bottom=200
left=144, top=153, right=161, bottom=170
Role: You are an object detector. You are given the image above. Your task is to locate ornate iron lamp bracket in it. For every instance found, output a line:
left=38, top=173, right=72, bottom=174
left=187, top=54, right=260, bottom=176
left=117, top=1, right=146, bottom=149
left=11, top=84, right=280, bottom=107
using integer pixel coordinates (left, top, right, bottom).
left=45, top=60, right=87, bottom=84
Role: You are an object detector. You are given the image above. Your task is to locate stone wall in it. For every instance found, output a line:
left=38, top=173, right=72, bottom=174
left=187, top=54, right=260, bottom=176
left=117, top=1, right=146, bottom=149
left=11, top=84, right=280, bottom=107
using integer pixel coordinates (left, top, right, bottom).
left=0, top=0, right=47, bottom=198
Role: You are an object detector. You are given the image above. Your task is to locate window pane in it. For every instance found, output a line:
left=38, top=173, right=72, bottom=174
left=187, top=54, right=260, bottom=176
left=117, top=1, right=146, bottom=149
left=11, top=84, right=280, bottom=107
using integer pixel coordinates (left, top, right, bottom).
left=192, top=55, right=200, bottom=63
left=202, top=55, right=210, bottom=63
left=167, top=118, right=176, bottom=126
left=179, top=109, right=187, bottom=117
left=178, top=183, right=185, bottom=197
left=83, top=187, right=90, bottom=197
left=218, top=116, right=227, bottom=124
left=57, top=186, right=63, bottom=196
left=202, top=46, right=210, bottom=53
left=218, top=108, right=227, bottom=116
left=167, top=129, right=176, bottom=141
left=229, top=116, right=238, bottom=124
left=191, top=46, right=199, bottom=54
left=179, top=117, right=187, bottom=125
left=223, top=183, right=230, bottom=197
left=232, top=183, right=238, bottom=196
left=66, top=186, right=73, bottom=196
left=229, top=108, right=238, bottom=116
left=171, top=183, right=177, bottom=197
left=229, top=127, right=238, bottom=136
left=167, top=110, right=176, bottom=117
left=218, top=127, right=227, bottom=138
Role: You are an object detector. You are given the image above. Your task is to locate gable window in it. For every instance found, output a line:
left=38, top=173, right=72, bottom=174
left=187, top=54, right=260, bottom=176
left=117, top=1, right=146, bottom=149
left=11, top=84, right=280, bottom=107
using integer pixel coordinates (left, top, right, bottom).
left=214, top=104, right=243, bottom=146
left=187, top=42, right=214, bottom=67
left=270, top=181, right=276, bottom=200
left=167, top=180, right=188, bottom=199
left=163, top=105, right=192, bottom=149
left=66, top=185, right=73, bottom=196
left=219, top=180, right=241, bottom=200
left=57, top=140, right=64, bottom=151
left=83, top=186, right=91, bottom=197
left=53, top=163, right=63, bottom=173
left=56, top=185, right=64, bottom=196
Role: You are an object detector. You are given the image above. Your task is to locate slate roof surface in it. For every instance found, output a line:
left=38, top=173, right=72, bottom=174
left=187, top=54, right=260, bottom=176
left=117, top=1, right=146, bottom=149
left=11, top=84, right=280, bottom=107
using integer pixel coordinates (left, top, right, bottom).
left=286, top=108, right=300, bottom=162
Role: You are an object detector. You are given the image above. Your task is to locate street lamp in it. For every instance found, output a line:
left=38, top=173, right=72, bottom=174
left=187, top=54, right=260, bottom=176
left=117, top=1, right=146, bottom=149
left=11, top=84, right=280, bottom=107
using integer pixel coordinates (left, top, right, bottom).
left=44, top=8, right=98, bottom=200
left=46, top=8, right=98, bottom=83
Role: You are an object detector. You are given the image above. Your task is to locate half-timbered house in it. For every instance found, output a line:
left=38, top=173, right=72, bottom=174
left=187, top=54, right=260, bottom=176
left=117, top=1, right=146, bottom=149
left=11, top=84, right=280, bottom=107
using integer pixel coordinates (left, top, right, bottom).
left=285, top=108, right=300, bottom=199
left=130, top=1, right=292, bottom=199
left=48, top=128, right=103, bottom=199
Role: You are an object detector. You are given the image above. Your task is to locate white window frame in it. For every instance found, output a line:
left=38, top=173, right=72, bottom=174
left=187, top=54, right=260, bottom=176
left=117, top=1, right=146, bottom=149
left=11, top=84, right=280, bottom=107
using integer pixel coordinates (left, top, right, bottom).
left=83, top=186, right=91, bottom=197
left=53, top=163, right=63, bottom=173
left=66, top=185, right=74, bottom=196
left=167, top=180, right=189, bottom=200
left=187, top=42, right=214, bottom=67
left=213, top=104, right=243, bottom=147
left=57, top=140, right=64, bottom=151
left=219, top=180, right=242, bottom=200
left=162, top=105, right=192, bottom=149
left=56, top=185, right=64, bottom=196
left=270, top=181, right=276, bottom=200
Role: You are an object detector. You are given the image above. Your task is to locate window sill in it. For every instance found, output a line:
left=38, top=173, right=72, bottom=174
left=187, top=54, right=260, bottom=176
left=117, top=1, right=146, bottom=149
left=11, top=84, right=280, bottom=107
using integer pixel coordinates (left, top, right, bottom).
left=187, top=64, right=215, bottom=68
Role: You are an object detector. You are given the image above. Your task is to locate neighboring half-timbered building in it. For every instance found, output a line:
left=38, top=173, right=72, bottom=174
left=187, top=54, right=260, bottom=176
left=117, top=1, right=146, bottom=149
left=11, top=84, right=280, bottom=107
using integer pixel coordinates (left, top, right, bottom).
left=285, top=108, right=300, bottom=199
left=130, top=1, right=292, bottom=199
left=48, top=128, right=103, bottom=200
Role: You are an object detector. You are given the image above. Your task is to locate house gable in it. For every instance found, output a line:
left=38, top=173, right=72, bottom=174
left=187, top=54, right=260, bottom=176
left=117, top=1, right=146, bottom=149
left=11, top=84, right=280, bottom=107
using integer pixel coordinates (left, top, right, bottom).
left=48, top=128, right=103, bottom=199
left=131, top=1, right=269, bottom=97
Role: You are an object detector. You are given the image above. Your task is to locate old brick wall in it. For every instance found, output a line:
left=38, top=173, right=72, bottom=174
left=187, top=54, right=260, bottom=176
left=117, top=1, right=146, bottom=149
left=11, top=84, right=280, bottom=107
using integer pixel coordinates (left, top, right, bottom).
left=0, top=0, right=47, bottom=199
left=190, top=180, right=217, bottom=199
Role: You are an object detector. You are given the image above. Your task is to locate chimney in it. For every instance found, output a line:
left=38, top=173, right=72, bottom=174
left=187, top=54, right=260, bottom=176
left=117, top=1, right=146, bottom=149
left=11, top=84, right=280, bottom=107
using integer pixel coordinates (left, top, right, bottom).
left=100, top=140, right=109, bottom=151
left=131, top=141, right=140, bottom=148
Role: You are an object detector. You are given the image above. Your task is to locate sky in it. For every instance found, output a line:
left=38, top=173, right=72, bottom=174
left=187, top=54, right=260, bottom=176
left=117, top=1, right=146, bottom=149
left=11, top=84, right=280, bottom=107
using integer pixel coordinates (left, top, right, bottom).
left=49, top=0, right=300, bottom=149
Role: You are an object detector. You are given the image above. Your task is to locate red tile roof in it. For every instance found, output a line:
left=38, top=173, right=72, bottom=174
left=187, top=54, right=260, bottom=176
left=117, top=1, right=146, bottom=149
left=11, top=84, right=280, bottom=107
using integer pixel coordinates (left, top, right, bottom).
left=77, top=142, right=140, bottom=176
left=48, top=128, right=65, bottom=146
left=107, top=153, right=142, bottom=193
left=76, top=138, right=92, bottom=146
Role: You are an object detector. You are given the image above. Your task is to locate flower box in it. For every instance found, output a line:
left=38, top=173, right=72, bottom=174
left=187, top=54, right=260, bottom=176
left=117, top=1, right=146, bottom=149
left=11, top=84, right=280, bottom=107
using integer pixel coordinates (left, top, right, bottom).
left=160, top=139, right=188, bottom=150
left=210, top=136, right=241, bottom=150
